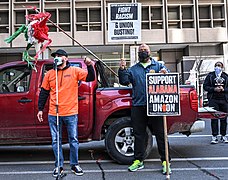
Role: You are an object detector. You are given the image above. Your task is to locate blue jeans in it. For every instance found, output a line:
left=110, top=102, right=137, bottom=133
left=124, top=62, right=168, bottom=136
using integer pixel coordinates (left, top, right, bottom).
left=48, top=114, right=79, bottom=168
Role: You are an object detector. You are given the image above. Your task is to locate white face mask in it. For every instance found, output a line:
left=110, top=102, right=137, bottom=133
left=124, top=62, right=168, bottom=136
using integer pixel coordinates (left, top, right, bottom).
left=54, top=57, right=63, bottom=66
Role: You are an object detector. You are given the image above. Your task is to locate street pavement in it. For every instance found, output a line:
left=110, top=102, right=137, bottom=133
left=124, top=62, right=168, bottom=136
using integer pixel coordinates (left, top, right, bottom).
left=0, top=119, right=228, bottom=180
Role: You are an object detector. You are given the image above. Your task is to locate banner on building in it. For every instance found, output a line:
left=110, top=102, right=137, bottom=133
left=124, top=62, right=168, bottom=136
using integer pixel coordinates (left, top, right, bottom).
left=146, top=73, right=181, bottom=116
left=108, top=3, right=141, bottom=42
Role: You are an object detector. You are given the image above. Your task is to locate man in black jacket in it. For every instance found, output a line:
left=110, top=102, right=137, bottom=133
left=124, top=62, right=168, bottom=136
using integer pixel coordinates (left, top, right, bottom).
left=203, top=61, right=228, bottom=144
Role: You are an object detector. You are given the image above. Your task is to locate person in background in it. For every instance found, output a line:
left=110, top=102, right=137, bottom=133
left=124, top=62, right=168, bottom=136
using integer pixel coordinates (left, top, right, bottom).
left=203, top=61, right=228, bottom=144
left=37, top=49, right=95, bottom=177
left=118, top=43, right=171, bottom=175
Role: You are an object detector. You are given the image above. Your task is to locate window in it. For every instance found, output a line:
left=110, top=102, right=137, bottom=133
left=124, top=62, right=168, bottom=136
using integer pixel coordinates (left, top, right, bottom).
left=213, top=5, right=224, bottom=19
left=168, top=4, right=195, bottom=29
left=141, top=6, right=163, bottom=30
left=167, top=0, right=195, bottom=29
left=14, top=9, right=38, bottom=31
left=168, top=7, right=179, bottom=20
left=76, top=9, right=87, bottom=31
left=142, top=6, right=149, bottom=29
left=89, top=8, right=101, bottom=31
left=182, top=6, right=193, bottom=19
left=212, top=4, right=225, bottom=27
left=0, top=11, right=9, bottom=33
left=198, top=3, right=225, bottom=28
left=49, top=9, right=57, bottom=23
left=71, top=63, right=82, bottom=68
left=182, top=6, right=194, bottom=28
left=199, top=6, right=210, bottom=19
left=0, top=66, right=31, bottom=93
left=76, top=8, right=101, bottom=31
left=151, top=7, right=163, bottom=29
left=59, top=9, right=70, bottom=31
left=168, top=6, right=180, bottom=28
left=46, top=9, right=70, bottom=32
left=48, top=9, right=57, bottom=32
left=15, top=11, right=26, bottom=24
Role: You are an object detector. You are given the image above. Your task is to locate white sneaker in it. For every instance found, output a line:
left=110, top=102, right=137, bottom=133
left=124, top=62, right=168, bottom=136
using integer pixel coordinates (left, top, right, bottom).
left=71, top=165, right=84, bottom=176
left=221, top=136, right=228, bottom=143
left=211, top=136, right=218, bottom=144
left=52, top=167, right=63, bottom=177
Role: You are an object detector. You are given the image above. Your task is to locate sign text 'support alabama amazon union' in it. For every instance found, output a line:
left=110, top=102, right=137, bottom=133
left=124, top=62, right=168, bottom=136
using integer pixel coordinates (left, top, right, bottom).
left=146, top=73, right=181, bottom=116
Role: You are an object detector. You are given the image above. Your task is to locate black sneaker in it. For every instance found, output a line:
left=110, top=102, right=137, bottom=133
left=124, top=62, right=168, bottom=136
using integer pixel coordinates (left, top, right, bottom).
left=52, top=167, right=63, bottom=178
left=71, top=165, right=84, bottom=176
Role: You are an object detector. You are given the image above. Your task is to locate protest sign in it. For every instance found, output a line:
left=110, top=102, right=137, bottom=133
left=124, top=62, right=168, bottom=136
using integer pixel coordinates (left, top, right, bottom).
left=108, top=3, right=141, bottom=42
left=146, top=73, right=180, bottom=116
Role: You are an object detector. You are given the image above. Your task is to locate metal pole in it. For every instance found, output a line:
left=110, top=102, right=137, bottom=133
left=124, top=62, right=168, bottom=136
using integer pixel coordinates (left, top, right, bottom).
left=29, top=7, right=118, bottom=77
left=55, top=66, right=60, bottom=180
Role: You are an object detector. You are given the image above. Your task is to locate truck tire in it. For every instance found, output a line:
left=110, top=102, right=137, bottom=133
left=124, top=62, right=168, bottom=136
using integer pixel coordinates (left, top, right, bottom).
left=105, top=117, right=153, bottom=165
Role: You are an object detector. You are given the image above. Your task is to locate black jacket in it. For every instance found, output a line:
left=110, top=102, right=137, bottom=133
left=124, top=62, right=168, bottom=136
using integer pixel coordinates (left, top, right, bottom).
left=203, top=71, right=228, bottom=102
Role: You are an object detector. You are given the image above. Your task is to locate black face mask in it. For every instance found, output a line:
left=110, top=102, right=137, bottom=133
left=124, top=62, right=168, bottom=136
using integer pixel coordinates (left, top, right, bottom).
left=138, top=51, right=149, bottom=62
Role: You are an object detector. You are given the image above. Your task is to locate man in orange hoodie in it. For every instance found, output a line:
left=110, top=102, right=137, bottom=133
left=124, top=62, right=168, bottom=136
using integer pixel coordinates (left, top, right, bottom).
left=37, top=49, right=95, bottom=177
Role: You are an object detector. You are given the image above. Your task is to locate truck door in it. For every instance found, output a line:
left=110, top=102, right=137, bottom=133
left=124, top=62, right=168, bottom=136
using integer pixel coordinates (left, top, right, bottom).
left=0, top=65, right=36, bottom=141
left=35, top=62, right=93, bottom=141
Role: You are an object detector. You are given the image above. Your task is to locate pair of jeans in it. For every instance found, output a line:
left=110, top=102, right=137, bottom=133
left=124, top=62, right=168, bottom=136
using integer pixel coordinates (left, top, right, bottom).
left=48, top=114, right=79, bottom=167
left=131, top=106, right=171, bottom=162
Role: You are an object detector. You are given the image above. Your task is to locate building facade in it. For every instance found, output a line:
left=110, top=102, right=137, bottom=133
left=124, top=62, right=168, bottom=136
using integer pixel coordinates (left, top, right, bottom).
left=0, top=0, right=228, bottom=85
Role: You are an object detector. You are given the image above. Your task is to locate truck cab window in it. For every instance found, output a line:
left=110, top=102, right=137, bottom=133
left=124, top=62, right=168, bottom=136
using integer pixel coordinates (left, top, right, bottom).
left=0, top=66, right=31, bottom=93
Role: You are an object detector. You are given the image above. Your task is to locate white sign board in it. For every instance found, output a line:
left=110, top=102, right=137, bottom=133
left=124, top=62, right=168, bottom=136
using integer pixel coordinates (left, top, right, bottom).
left=108, top=3, right=141, bottom=42
left=146, top=73, right=181, bottom=116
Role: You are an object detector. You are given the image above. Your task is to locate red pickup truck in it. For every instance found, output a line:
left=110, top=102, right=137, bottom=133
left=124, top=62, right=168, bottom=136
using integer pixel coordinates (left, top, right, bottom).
left=0, top=58, right=213, bottom=164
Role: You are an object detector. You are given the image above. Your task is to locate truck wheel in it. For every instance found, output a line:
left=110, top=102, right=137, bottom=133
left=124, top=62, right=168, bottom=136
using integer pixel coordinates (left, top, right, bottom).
left=105, top=117, right=153, bottom=165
